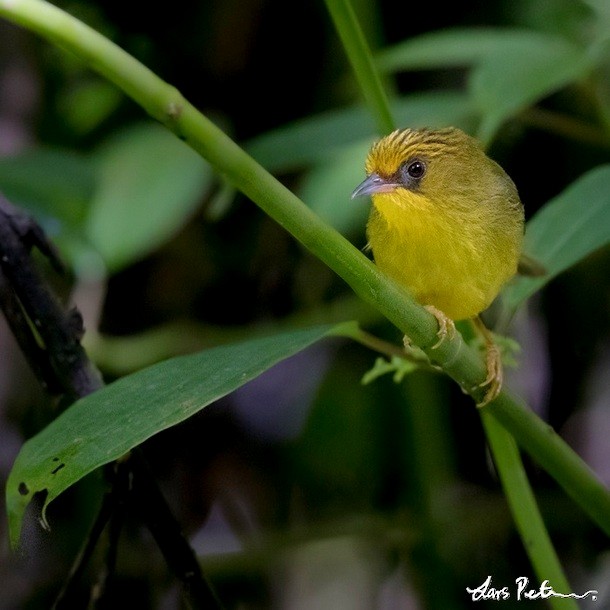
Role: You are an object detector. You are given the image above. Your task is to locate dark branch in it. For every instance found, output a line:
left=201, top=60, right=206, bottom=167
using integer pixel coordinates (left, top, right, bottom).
left=0, top=194, right=103, bottom=399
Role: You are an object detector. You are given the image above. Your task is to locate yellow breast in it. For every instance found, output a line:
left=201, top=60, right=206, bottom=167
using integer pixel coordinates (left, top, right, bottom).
left=367, top=189, right=522, bottom=321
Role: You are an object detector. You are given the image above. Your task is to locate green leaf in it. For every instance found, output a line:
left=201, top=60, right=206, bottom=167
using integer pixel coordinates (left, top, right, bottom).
left=6, top=324, right=349, bottom=548
left=86, top=122, right=213, bottom=271
left=502, top=164, right=610, bottom=312
left=244, top=92, right=475, bottom=173
left=377, top=27, right=549, bottom=72
left=470, top=34, right=593, bottom=143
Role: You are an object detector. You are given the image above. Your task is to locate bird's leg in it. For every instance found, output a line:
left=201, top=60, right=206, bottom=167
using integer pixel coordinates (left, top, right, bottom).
left=472, top=316, right=502, bottom=407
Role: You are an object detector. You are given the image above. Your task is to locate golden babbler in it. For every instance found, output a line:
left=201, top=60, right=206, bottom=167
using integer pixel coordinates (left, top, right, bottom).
left=352, top=127, right=524, bottom=405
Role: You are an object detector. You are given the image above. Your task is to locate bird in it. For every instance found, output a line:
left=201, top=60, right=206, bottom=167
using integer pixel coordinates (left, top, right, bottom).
left=351, top=126, right=525, bottom=406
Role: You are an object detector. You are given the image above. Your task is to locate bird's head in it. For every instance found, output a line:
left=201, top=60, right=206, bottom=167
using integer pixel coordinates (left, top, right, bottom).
left=351, top=127, right=510, bottom=212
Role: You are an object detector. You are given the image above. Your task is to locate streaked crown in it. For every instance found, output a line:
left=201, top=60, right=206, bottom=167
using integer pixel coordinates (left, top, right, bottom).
left=365, top=127, right=482, bottom=178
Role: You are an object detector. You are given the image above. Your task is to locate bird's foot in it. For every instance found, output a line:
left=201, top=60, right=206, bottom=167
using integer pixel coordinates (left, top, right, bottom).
left=424, top=305, right=456, bottom=350
left=476, top=341, right=503, bottom=407
left=472, top=317, right=504, bottom=407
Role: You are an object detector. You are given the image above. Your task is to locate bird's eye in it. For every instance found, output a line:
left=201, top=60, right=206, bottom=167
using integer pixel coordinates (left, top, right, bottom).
left=404, top=160, right=426, bottom=179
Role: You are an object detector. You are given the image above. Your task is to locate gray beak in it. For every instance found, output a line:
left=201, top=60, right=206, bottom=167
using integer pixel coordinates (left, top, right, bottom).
left=351, top=172, right=399, bottom=199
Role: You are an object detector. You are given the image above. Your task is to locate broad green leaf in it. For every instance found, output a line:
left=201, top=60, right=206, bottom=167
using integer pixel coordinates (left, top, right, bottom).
left=377, top=27, right=549, bottom=72
left=86, top=122, right=213, bottom=271
left=470, top=34, right=593, bottom=143
left=6, top=323, right=351, bottom=547
left=502, top=164, right=610, bottom=312
left=244, top=92, right=474, bottom=173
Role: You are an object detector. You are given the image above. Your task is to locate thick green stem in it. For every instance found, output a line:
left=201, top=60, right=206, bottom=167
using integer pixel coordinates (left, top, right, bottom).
left=1, top=0, right=610, bottom=539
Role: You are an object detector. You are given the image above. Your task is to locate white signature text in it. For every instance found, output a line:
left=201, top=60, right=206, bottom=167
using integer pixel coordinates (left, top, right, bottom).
left=466, top=576, right=598, bottom=602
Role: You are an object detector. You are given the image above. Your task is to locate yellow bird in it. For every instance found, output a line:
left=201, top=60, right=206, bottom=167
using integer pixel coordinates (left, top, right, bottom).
left=352, top=127, right=524, bottom=405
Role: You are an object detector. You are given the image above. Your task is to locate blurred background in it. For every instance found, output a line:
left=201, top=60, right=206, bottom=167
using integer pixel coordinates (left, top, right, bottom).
left=1, top=0, right=609, bottom=608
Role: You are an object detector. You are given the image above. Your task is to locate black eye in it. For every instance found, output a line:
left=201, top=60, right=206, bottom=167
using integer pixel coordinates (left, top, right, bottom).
left=404, top=160, right=426, bottom=179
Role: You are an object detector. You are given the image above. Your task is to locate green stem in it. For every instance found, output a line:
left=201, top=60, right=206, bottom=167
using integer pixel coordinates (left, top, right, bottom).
left=323, top=0, right=395, bottom=135
left=2, top=0, right=610, bottom=538
left=481, top=412, right=578, bottom=610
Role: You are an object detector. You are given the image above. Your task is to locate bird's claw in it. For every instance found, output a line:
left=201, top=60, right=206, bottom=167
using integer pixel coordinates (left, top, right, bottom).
left=475, top=340, right=503, bottom=407
left=424, top=305, right=456, bottom=350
